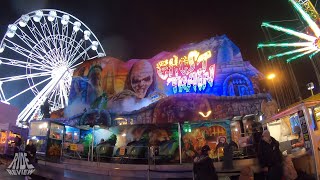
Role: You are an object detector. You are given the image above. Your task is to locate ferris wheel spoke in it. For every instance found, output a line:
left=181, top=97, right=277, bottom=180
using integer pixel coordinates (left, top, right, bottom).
left=289, top=0, right=320, bottom=37
left=0, top=81, right=7, bottom=102
left=15, top=27, right=38, bottom=47
left=28, top=22, right=61, bottom=64
left=262, top=22, right=316, bottom=42
left=18, top=70, right=67, bottom=121
left=286, top=49, right=316, bottom=63
left=64, top=31, right=78, bottom=62
left=4, top=40, right=54, bottom=70
left=258, top=42, right=313, bottom=48
left=51, top=19, right=64, bottom=59
left=28, top=22, right=58, bottom=63
left=59, top=25, right=70, bottom=62
left=13, top=32, right=54, bottom=64
left=67, top=39, right=85, bottom=65
left=0, top=71, right=51, bottom=82
left=5, top=76, right=52, bottom=102
left=68, top=45, right=91, bottom=67
left=0, top=57, right=51, bottom=71
left=268, top=46, right=315, bottom=60
left=48, top=87, right=57, bottom=103
left=28, top=20, right=53, bottom=50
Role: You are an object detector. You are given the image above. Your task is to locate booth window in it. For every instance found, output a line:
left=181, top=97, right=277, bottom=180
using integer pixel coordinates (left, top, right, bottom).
left=289, top=114, right=300, bottom=133
left=49, top=123, right=63, bottom=140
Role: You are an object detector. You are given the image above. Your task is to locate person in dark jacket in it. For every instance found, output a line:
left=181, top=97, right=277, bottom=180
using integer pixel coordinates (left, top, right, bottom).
left=13, top=136, right=22, bottom=154
left=193, top=145, right=218, bottom=180
left=258, top=130, right=283, bottom=180
left=25, top=140, right=37, bottom=164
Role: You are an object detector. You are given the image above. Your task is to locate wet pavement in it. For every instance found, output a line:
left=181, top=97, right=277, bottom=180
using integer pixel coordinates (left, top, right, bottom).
left=33, top=164, right=150, bottom=180
left=1, top=157, right=193, bottom=180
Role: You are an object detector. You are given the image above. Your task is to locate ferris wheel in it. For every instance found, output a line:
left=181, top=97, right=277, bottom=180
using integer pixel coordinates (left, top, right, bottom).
left=0, top=9, right=106, bottom=125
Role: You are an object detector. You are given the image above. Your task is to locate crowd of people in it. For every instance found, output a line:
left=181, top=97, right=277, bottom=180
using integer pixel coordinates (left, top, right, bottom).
left=193, top=127, right=305, bottom=180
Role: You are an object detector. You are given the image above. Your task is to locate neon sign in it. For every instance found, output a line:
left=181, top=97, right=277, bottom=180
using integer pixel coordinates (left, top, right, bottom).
left=156, top=50, right=215, bottom=94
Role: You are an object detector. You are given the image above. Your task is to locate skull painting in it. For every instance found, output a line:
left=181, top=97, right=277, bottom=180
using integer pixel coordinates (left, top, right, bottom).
left=129, top=60, right=154, bottom=99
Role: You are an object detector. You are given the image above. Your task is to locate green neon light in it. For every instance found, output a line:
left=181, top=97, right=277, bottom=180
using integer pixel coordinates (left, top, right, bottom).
left=262, top=22, right=316, bottom=42
left=309, top=50, right=320, bottom=58
left=268, top=46, right=312, bottom=60
left=289, top=0, right=320, bottom=37
left=286, top=49, right=315, bottom=63
left=258, top=42, right=312, bottom=48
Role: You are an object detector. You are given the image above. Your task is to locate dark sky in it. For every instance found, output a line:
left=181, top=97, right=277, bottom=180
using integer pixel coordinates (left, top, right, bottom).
left=0, top=0, right=318, bottom=110
left=0, top=0, right=297, bottom=63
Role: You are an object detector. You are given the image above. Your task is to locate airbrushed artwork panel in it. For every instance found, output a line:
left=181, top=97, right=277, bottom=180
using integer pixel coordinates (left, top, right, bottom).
left=65, top=48, right=217, bottom=117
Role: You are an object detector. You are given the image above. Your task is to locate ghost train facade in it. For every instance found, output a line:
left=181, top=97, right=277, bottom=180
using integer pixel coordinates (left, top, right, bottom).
left=52, top=35, right=275, bottom=164
left=61, top=35, right=278, bottom=126
left=84, top=35, right=274, bottom=125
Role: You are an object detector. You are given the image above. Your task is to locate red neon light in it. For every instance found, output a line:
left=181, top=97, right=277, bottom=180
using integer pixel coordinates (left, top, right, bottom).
left=156, top=50, right=215, bottom=93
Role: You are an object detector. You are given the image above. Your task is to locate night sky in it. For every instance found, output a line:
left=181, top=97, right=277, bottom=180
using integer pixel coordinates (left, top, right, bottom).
left=0, top=0, right=318, bottom=110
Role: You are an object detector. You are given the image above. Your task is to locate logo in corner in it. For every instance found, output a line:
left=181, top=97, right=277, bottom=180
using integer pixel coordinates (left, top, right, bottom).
left=7, top=152, right=35, bottom=176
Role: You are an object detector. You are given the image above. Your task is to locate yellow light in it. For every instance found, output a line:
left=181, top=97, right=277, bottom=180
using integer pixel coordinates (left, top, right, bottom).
left=199, top=110, right=212, bottom=118
left=114, top=117, right=126, bottom=121
left=267, top=73, right=276, bottom=80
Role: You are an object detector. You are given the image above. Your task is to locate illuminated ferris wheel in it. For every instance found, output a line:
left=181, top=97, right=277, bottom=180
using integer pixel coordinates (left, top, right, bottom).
left=0, top=9, right=105, bottom=125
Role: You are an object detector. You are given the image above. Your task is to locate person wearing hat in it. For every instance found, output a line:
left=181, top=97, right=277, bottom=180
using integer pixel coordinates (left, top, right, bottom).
left=193, top=145, right=218, bottom=180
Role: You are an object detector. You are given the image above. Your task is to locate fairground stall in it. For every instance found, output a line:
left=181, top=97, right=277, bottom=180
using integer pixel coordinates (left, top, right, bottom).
left=0, top=124, right=28, bottom=155
left=0, top=102, right=28, bottom=156
left=261, top=94, right=320, bottom=179
left=29, top=119, right=65, bottom=162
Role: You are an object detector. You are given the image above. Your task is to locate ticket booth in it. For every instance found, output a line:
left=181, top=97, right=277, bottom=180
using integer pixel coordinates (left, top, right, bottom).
left=29, top=120, right=65, bottom=162
left=262, top=100, right=320, bottom=179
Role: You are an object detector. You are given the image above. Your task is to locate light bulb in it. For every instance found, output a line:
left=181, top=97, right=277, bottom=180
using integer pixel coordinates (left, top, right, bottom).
left=91, top=41, right=98, bottom=50
left=33, top=10, right=43, bottom=22
left=84, top=30, right=91, bottom=40
left=73, top=21, right=81, bottom=32
left=19, top=15, right=30, bottom=27
left=48, top=11, right=57, bottom=22
left=61, top=15, right=70, bottom=25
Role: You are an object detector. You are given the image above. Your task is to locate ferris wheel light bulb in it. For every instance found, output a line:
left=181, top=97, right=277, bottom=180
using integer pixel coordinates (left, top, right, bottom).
left=19, top=15, right=30, bottom=27
left=48, top=11, right=57, bottom=22
left=33, top=10, right=43, bottom=22
left=6, top=25, right=16, bottom=38
left=91, top=41, right=98, bottom=50
left=84, top=30, right=91, bottom=40
left=9, top=24, right=17, bottom=31
left=6, top=31, right=14, bottom=38
left=98, top=53, right=104, bottom=57
left=73, top=21, right=81, bottom=32
left=61, top=15, right=70, bottom=25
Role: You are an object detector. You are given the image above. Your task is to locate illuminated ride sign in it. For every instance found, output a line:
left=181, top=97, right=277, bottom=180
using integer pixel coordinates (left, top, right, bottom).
left=156, top=50, right=215, bottom=94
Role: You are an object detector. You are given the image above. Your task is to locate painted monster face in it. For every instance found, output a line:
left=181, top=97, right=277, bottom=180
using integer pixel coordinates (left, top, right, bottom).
left=130, top=60, right=153, bottom=99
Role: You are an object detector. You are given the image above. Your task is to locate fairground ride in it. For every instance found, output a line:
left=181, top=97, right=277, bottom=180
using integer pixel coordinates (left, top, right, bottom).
left=0, top=9, right=105, bottom=125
